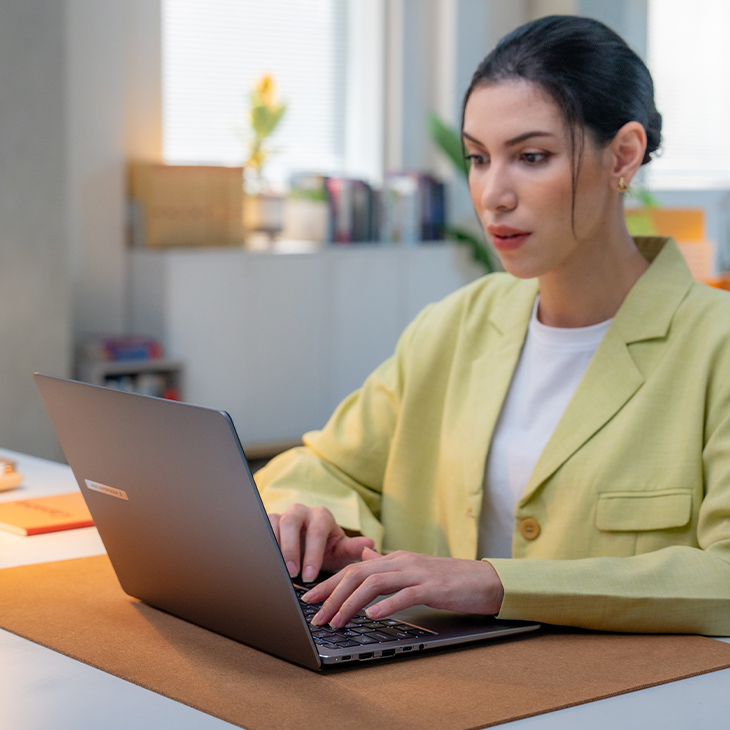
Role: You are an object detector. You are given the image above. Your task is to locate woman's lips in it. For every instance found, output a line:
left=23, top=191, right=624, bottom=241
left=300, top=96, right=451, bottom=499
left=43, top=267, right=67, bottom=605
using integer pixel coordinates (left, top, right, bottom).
left=487, top=225, right=531, bottom=252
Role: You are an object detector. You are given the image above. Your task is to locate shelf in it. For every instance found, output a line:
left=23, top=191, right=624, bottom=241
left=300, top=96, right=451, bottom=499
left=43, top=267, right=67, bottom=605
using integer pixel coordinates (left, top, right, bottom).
left=76, top=358, right=185, bottom=400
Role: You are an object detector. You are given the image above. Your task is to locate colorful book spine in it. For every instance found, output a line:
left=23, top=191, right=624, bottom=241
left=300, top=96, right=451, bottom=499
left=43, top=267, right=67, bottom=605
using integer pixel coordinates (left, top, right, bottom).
left=81, top=336, right=164, bottom=362
left=381, top=172, right=446, bottom=244
left=325, top=177, right=378, bottom=244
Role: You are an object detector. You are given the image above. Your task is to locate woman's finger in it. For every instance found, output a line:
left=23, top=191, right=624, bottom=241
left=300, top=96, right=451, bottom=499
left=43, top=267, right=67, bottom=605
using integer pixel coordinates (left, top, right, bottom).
left=329, top=568, right=423, bottom=628
left=300, top=507, right=339, bottom=582
left=277, top=504, right=308, bottom=577
left=311, top=556, right=403, bottom=627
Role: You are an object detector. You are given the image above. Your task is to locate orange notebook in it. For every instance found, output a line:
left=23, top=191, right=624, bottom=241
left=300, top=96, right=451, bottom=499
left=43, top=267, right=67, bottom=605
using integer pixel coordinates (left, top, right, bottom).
left=0, top=492, right=94, bottom=536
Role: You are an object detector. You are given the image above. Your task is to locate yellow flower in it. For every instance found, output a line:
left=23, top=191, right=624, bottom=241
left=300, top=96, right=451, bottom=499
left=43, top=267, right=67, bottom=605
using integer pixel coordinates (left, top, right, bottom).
left=256, top=74, right=277, bottom=108
left=243, top=74, right=287, bottom=183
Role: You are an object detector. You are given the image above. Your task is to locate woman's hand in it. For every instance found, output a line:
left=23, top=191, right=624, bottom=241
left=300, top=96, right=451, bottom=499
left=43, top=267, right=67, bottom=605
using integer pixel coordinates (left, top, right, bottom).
left=303, top=548, right=505, bottom=628
left=268, top=503, right=375, bottom=582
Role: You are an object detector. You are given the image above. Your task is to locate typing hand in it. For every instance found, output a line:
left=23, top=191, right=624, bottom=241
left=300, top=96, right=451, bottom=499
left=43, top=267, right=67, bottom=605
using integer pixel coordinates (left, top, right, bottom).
left=268, top=503, right=374, bottom=583
left=302, top=548, right=505, bottom=628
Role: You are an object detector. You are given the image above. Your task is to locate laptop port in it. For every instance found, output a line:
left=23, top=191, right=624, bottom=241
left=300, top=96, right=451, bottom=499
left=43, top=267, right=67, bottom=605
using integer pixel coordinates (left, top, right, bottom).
left=382, top=649, right=395, bottom=657
left=401, top=646, right=412, bottom=652
left=341, top=655, right=351, bottom=661
left=359, top=652, right=373, bottom=660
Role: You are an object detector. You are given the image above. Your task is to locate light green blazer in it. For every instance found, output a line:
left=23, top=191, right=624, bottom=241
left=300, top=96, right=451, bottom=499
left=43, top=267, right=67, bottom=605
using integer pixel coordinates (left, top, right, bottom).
left=256, top=238, right=730, bottom=635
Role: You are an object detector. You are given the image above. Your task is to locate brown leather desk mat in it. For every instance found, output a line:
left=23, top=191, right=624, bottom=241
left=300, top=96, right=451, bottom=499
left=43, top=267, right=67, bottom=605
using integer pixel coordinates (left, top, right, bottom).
left=3, top=555, right=730, bottom=730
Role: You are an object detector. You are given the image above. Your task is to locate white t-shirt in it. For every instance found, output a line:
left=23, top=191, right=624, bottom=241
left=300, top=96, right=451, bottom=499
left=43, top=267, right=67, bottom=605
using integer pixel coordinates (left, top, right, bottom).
left=477, top=298, right=613, bottom=559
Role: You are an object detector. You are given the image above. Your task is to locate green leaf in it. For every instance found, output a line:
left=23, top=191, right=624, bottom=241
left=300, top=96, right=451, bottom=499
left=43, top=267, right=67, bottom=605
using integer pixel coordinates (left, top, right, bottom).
left=428, top=113, right=469, bottom=179
left=625, top=211, right=657, bottom=236
left=626, top=185, right=661, bottom=208
left=250, top=104, right=287, bottom=140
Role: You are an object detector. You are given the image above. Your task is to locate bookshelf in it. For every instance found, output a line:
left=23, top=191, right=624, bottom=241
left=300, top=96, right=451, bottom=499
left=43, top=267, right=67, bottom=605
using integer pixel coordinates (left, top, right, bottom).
left=76, top=356, right=184, bottom=401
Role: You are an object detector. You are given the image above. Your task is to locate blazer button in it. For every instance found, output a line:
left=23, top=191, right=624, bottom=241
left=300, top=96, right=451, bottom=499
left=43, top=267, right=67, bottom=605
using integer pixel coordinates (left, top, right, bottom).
left=519, top=518, right=540, bottom=540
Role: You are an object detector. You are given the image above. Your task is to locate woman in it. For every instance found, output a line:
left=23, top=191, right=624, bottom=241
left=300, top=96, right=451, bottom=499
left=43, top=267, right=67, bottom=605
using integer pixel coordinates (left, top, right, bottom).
left=255, top=15, right=730, bottom=635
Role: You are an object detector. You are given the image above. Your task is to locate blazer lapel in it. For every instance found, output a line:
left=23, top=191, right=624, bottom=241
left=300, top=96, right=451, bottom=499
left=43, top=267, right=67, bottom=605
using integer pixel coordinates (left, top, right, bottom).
left=521, top=237, right=695, bottom=503
left=461, top=279, right=537, bottom=514
left=521, top=328, right=643, bottom=501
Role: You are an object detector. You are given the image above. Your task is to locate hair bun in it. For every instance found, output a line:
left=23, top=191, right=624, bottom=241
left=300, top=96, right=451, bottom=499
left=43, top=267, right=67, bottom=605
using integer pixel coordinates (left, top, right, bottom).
left=643, top=108, right=662, bottom=164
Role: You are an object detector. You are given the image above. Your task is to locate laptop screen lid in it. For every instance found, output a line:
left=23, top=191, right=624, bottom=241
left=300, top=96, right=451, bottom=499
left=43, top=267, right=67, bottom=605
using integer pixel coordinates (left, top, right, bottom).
left=35, top=373, right=323, bottom=670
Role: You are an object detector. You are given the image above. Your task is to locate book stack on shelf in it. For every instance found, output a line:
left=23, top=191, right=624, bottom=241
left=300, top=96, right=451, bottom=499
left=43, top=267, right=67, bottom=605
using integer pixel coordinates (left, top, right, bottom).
left=76, top=335, right=184, bottom=401
left=282, top=172, right=446, bottom=246
left=380, top=172, right=445, bottom=245
left=326, top=177, right=380, bottom=243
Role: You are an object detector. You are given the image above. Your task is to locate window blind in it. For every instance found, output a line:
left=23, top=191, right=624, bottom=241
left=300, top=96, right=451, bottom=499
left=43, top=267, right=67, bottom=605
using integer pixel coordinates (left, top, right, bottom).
left=647, top=0, right=730, bottom=188
left=162, top=0, right=348, bottom=186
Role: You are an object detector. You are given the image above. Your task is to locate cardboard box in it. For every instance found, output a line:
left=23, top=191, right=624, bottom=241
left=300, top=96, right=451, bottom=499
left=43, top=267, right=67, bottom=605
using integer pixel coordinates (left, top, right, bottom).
left=626, top=208, right=714, bottom=281
left=625, top=208, right=705, bottom=241
left=128, top=162, right=244, bottom=248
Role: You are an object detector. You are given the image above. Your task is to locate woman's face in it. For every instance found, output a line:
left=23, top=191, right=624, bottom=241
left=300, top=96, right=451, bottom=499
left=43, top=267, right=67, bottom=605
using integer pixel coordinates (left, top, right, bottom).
left=463, top=80, right=614, bottom=280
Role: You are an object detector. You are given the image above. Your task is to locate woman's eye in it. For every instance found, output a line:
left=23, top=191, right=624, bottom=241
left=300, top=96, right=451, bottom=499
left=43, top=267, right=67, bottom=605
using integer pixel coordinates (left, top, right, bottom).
left=465, top=153, right=488, bottom=168
left=521, top=151, right=549, bottom=165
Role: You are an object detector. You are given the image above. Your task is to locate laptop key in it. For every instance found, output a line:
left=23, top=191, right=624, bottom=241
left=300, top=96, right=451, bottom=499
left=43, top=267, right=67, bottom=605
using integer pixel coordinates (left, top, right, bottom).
left=351, top=635, right=379, bottom=644
left=365, top=631, right=395, bottom=642
left=375, top=627, right=414, bottom=640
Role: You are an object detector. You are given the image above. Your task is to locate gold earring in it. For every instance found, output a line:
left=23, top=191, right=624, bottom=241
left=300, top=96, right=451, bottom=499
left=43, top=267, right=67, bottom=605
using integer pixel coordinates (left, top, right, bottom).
left=617, top=176, right=628, bottom=193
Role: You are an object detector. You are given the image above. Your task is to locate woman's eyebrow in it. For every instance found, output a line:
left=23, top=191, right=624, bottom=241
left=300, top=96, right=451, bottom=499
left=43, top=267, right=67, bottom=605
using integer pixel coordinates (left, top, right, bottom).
left=505, top=131, right=555, bottom=146
left=462, top=131, right=485, bottom=147
left=462, top=130, right=556, bottom=147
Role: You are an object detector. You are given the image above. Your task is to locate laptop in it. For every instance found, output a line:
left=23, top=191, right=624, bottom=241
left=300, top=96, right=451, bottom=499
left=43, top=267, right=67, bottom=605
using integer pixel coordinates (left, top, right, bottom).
left=35, top=374, right=539, bottom=670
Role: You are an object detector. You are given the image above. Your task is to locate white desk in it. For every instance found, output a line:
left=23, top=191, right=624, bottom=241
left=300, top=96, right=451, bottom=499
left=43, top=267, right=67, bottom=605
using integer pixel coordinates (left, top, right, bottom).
left=1, top=450, right=729, bottom=730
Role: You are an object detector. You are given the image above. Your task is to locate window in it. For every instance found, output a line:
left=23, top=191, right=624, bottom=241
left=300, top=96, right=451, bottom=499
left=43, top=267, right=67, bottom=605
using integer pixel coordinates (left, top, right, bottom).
left=647, top=0, right=730, bottom=189
left=162, top=0, right=350, bottom=187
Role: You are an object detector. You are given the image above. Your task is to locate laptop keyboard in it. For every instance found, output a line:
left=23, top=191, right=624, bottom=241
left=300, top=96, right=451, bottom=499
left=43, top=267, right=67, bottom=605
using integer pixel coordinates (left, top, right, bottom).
left=294, top=585, right=433, bottom=650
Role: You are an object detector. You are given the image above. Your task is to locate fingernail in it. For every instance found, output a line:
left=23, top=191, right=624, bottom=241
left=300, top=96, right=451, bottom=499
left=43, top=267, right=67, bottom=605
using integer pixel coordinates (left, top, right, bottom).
left=365, top=605, right=381, bottom=619
left=329, top=612, right=343, bottom=629
left=302, top=565, right=316, bottom=582
left=301, top=589, right=316, bottom=602
left=311, top=611, right=324, bottom=626
left=286, top=561, right=298, bottom=577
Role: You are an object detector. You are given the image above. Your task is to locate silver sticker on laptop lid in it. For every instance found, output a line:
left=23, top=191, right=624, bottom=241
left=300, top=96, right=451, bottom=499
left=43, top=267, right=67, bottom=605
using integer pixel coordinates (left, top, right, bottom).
left=85, top=479, right=129, bottom=501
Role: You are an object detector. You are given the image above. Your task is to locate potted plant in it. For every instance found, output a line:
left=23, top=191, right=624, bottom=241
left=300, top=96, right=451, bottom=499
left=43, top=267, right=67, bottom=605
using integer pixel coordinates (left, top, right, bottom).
left=241, top=74, right=287, bottom=246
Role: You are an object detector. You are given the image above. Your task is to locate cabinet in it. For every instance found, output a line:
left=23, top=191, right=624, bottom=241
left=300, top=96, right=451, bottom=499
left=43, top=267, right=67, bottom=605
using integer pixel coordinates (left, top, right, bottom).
left=130, top=244, right=483, bottom=451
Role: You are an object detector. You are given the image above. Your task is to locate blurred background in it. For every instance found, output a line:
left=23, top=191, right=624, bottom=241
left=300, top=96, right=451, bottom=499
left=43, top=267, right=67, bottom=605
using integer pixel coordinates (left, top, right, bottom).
left=1, top=0, right=727, bottom=462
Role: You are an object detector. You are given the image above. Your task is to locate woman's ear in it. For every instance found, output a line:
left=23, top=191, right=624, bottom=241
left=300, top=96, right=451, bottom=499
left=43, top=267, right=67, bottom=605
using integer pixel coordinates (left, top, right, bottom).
left=610, top=121, right=647, bottom=189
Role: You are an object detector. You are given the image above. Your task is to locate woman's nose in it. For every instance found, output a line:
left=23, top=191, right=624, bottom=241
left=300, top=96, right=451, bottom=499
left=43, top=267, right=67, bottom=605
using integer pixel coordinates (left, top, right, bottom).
left=480, top=165, right=517, bottom=212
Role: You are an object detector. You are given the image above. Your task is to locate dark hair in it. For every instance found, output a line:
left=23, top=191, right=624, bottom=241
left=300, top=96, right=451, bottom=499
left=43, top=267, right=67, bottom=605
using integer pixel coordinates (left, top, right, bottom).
left=461, top=15, right=662, bottom=208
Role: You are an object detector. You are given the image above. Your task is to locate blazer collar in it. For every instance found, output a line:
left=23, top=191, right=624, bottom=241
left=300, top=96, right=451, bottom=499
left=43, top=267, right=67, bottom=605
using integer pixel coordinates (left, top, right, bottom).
left=612, top=236, right=695, bottom=344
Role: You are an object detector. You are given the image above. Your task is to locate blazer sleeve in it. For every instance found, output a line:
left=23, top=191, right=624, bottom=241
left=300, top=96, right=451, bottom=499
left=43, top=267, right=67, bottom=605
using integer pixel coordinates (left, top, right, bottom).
left=254, top=304, right=434, bottom=551
left=486, top=362, right=730, bottom=636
